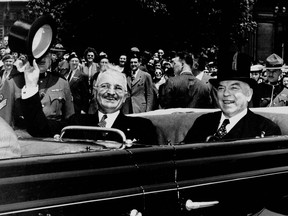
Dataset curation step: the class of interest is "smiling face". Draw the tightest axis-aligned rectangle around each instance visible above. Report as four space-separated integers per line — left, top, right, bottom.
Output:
69 57 80 70
3 57 14 71
217 80 253 118
95 69 128 114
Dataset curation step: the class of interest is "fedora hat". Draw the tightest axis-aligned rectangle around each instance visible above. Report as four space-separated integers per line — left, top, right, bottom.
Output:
209 51 256 88
265 53 284 70
250 64 264 73
8 14 56 62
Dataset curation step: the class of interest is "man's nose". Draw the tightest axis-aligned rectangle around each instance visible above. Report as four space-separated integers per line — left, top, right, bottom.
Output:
106 87 116 94
223 88 231 96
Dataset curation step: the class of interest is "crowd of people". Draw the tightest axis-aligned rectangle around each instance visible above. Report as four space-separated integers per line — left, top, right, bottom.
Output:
0 33 286 149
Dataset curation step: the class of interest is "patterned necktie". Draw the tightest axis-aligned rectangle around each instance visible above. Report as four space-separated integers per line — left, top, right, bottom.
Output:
98 114 107 127
215 119 230 139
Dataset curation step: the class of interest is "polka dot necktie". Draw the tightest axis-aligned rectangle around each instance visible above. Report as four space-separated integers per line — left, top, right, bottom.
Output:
215 119 230 139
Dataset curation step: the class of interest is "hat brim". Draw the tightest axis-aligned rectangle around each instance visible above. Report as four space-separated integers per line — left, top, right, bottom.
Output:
50 48 66 52
209 77 257 89
264 66 284 70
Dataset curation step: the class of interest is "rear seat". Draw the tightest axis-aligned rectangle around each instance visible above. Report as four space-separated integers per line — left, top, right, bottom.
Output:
132 107 288 145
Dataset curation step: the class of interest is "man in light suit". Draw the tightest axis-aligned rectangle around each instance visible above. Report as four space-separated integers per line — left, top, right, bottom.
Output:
183 52 281 144
122 56 155 114
20 62 158 145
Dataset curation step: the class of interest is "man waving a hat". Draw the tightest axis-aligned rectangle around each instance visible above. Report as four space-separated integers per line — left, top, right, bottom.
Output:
257 53 288 107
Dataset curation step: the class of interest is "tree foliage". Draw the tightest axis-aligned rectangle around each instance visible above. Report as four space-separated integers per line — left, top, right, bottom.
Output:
26 0 257 55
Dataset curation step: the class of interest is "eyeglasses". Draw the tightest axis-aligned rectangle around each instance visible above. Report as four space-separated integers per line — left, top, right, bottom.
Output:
96 83 125 94
87 55 94 57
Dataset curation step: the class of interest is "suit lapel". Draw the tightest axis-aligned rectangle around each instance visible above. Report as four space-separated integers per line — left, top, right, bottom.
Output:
132 70 142 86
224 111 251 140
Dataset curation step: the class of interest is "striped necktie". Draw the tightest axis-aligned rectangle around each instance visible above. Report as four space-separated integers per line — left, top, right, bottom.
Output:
98 114 107 127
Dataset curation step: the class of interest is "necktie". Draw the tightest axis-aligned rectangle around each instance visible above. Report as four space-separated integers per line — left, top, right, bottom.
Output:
67 71 73 82
206 119 230 142
215 119 230 139
131 72 136 81
98 114 107 127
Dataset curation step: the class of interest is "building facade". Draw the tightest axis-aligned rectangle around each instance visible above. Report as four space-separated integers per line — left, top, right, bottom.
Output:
252 0 288 62
0 0 28 42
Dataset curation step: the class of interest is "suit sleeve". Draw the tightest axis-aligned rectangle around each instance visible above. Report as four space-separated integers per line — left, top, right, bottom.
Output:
158 78 174 109
144 73 155 112
21 93 67 137
63 79 75 119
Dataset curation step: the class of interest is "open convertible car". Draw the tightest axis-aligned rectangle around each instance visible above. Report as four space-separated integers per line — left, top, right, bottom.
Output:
1 107 288 216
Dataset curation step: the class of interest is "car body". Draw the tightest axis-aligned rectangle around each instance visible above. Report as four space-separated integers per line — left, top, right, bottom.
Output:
1 107 288 216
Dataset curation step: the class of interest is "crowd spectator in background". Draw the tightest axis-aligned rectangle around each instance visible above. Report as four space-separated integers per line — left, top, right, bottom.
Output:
0 46 7 67
157 49 165 65
82 47 99 96
2 35 10 54
122 56 155 114
250 64 264 84
193 54 218 108
50 43 69 75
153 68 166 91
282 74 288 88
146 58 155 77
65 52 90 114
159 51 212 109
14 53 28 72
11 51 19 62
257 53 288 107
115 54 127 73
0 54 23 127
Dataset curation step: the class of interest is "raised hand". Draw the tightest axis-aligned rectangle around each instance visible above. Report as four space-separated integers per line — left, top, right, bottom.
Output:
24 59 40 88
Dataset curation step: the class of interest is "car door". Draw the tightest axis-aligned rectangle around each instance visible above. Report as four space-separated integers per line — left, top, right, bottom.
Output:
175 136 288 216
128 145 180 216
0 142 146 216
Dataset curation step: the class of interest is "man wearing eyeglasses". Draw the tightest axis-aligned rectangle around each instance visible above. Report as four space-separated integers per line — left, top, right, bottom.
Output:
20 61 158 145
256 53 288 107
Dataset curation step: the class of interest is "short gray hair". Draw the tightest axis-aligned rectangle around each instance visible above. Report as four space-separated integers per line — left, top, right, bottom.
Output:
95 64 127 92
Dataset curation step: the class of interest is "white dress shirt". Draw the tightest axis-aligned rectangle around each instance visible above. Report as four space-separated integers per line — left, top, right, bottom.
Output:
219 109 248 133
98 111 120 128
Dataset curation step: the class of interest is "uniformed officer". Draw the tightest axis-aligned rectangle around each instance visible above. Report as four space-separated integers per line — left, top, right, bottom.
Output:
36 52 75 121
257 53 288 107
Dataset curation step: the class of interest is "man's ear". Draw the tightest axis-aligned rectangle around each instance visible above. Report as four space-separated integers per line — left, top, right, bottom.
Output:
122 91 129 102
247 87 253 102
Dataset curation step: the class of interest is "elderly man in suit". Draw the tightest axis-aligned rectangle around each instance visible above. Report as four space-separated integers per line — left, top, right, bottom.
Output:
183 52 281 144
20 61 158 145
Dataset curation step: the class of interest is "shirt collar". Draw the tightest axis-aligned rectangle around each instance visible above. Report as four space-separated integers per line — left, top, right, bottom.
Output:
98 111 120 128
220 108 248 132
196 71 204 80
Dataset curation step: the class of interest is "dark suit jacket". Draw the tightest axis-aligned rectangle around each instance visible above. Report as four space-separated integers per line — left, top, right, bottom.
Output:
21 93 158 145
184 109 282 144
67 68 90 114
159 72 212 109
